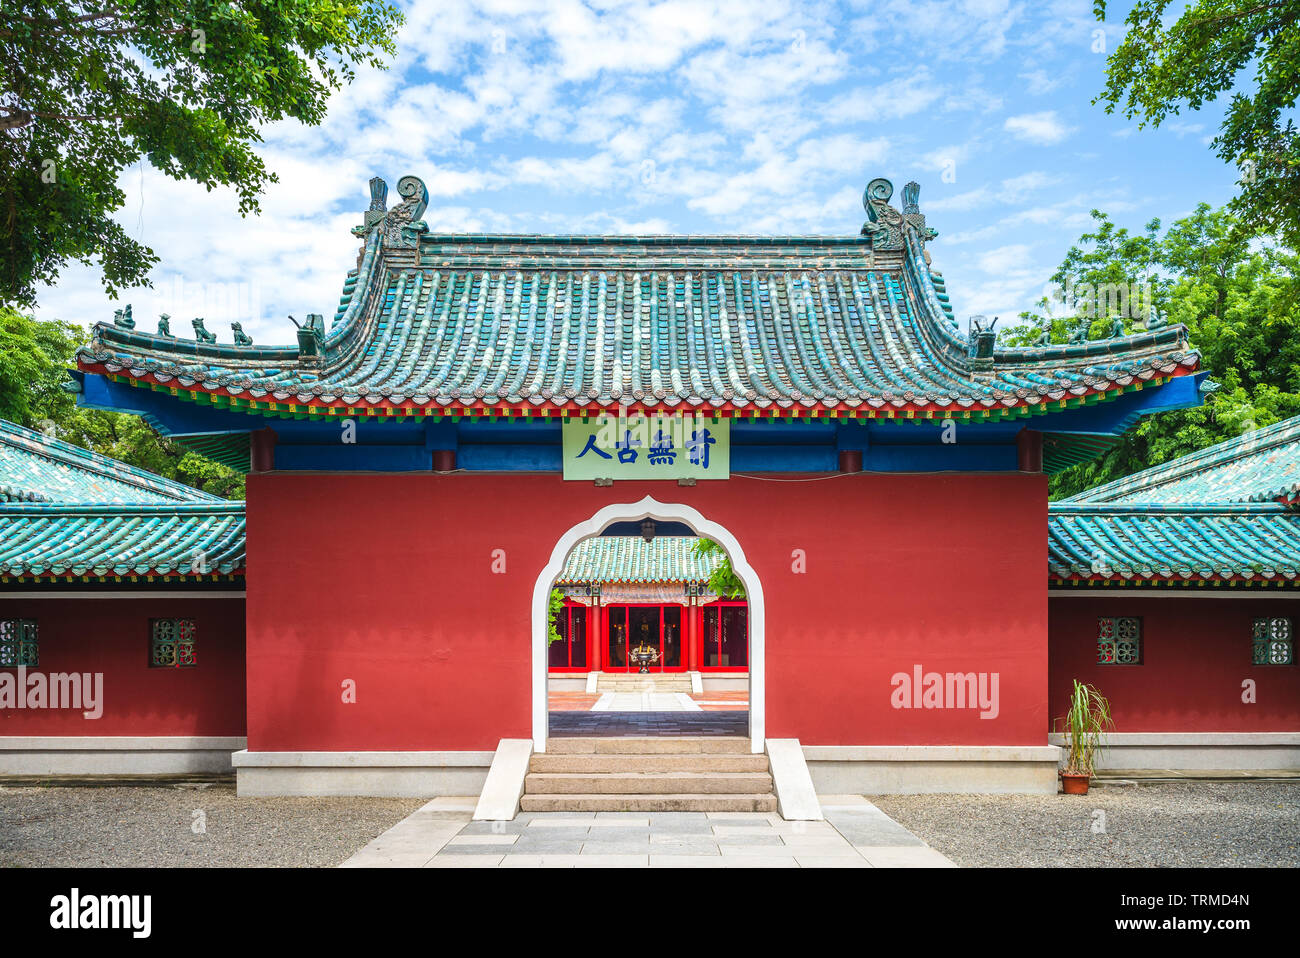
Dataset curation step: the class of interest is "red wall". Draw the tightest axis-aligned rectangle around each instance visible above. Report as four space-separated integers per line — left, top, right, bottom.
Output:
1049 596 1300 731
245 471 1048 750
0 596 246 735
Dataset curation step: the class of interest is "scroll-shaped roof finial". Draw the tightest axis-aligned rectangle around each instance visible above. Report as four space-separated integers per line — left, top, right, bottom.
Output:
396 175 429 223
861 178 904 248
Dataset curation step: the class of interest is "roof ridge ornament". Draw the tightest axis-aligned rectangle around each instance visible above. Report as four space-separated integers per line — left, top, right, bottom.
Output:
289 314 326 364
353 174 429 249
861 177 937 249
967 315 997 368
902 181 938 244
861 178 903 248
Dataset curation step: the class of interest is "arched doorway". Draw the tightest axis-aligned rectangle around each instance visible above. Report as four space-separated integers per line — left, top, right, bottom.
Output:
532 496 764 753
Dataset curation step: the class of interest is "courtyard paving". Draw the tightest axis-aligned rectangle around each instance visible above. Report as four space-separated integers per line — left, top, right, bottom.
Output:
0 781 1293 867
340 796 956 868
548 690 749 712
549 710 748 736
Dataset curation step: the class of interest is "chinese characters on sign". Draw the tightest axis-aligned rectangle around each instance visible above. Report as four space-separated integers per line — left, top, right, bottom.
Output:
562 415 730 480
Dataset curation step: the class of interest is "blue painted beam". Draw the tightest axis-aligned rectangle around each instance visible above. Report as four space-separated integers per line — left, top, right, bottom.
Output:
73 368 1204 475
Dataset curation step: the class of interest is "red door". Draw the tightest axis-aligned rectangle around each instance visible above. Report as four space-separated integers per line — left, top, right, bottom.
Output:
603 604 686 672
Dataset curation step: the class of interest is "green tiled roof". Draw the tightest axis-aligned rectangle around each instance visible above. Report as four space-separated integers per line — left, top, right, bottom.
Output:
0 420 244 580
0 502 246 578
76 176 1200 423
558 536 720 584
1049 503 1300 582
1062 416 1300 505
0 420 222 503
1050 413 1300 584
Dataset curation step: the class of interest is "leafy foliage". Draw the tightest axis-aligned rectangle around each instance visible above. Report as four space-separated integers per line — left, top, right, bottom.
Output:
0 305 244 498
1094 0 1300 248
1000 205 1300 498
548 588 566 646
692 537 746 598
0 0 403 306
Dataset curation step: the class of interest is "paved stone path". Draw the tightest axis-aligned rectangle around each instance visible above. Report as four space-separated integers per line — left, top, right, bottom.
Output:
549 711 749 736
548 691 750 712
591 691 701 711
341 795 956 868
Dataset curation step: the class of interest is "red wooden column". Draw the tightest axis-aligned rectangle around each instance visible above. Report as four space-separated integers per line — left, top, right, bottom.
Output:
1017 428 1044 472
688 597 699 671
589 594 602 672
250 427 277 472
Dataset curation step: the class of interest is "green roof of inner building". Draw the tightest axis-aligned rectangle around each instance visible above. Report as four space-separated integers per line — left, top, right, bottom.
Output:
0 420 244 580
558 536 720 584
75 175 1201 424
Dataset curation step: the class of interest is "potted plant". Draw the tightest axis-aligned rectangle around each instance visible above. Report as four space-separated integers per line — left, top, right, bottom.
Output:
1055 680 1114 795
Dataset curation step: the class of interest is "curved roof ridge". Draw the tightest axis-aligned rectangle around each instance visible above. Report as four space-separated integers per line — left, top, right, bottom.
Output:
1062 415 1300 504
557 535 722 585
74 174 1202 422
0 419 224 504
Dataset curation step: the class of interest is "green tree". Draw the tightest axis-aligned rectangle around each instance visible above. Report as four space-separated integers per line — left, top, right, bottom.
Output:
1003 204 1300 497
548 588 566 646
1094 0 1300 247
0 0 403 306
692 537 746 599
0 305 245 498
1000 210 1166 347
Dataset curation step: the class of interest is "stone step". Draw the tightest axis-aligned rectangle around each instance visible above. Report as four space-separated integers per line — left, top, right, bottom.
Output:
520 793 779 813
530 753 770 773
546 736 750 755
525 771 774 795
595 677 693 692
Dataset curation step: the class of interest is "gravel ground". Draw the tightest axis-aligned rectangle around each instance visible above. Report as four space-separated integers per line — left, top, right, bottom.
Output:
0 785 425 868
873 782 1300 867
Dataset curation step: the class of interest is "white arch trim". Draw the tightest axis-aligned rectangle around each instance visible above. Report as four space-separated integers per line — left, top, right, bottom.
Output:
532 496 764 754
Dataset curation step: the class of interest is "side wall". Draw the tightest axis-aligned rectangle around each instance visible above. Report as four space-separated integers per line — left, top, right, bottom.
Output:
245 471 1049 753
0 595 247 773
1048 594 1300 768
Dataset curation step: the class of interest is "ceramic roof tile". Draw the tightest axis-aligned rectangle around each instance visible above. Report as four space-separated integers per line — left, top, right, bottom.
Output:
0 502 246 578
1050 413 1300 583
75 177 1201 422
1062 416 1300 505
0 420 222 504
1048 503 1300 582
0 419 243 580
557 536 720 584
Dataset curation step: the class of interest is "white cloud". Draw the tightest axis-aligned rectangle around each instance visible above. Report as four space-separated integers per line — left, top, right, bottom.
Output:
1004 110 1075 145
29 0 1221 349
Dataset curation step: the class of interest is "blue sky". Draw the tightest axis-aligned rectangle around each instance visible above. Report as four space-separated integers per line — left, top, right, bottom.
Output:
37 0 1239 344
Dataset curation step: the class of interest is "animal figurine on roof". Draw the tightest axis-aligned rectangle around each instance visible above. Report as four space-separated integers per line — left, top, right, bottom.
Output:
113 305 135 329
1068 321 1090 344
157 313 172 337
192 317 217 344
231 322 253 346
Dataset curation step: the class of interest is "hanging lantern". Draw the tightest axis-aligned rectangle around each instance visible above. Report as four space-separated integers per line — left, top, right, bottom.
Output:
640 517 657 542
